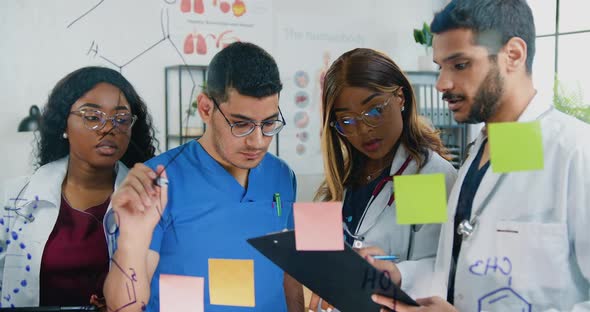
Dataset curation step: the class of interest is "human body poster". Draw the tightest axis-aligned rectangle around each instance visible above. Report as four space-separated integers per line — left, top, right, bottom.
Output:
276 15 371 175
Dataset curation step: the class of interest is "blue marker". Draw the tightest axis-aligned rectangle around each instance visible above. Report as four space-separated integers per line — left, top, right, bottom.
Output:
372 255 399 261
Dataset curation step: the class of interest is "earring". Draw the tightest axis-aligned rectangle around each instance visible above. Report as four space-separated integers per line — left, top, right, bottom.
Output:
62 132 68 139
401 106 405 112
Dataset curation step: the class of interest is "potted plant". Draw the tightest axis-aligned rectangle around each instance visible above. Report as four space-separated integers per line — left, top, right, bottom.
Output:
413 22 435 71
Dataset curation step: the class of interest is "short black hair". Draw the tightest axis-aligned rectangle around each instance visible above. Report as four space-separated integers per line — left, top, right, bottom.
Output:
431 0 536 74
205 42 282 103
38 66 158 167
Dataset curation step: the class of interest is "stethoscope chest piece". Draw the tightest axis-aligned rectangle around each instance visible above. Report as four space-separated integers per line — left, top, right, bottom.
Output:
353 239 363 249
457 219 475 239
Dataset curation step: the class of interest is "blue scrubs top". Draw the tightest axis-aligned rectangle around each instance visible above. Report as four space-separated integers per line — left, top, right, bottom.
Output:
144 140 296 312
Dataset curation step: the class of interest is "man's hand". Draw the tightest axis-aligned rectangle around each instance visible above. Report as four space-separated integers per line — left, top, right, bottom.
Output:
308 292 334 312
111 164 168 248
372 295 458 312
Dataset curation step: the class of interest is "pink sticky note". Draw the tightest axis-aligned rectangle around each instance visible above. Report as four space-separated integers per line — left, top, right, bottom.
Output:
160 274 204 312
294 202 344 251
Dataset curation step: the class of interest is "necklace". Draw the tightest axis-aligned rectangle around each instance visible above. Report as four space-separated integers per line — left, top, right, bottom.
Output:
363 148 397 181
364 165 390 181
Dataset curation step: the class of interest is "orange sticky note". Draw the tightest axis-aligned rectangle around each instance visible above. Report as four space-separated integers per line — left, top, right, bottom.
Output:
160 274 204 312
208 259 255 307
293 202 344 251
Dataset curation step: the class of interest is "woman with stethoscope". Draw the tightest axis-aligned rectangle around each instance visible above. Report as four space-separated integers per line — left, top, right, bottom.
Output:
309 48 458 311
0 66 157 309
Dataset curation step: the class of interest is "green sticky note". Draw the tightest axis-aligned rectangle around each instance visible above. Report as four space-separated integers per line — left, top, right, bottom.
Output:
488 121 544 173
394 173 447 224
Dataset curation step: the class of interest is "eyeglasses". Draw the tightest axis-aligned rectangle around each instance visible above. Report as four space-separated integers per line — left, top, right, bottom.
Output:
329 93 398 137
69 109 137 132
210 97 286 137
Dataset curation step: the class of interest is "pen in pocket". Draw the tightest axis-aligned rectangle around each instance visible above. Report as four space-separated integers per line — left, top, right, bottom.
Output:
273 193 282 217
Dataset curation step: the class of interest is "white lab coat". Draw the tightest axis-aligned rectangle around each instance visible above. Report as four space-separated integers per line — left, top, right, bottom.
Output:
430 94 590 311
0 157 127 307
350 145 457 295
317 146 457 311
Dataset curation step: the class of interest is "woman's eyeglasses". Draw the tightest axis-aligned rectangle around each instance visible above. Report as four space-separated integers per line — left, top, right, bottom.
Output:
330 93 398 137
70 109 138 132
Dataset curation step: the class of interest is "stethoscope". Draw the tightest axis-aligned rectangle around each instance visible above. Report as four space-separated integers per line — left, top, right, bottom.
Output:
3 182 36 223
344 156 413 249
456 174 506 240
456 106 553 240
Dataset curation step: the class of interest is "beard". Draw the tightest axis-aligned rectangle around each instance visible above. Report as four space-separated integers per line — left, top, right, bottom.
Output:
465 59 504 124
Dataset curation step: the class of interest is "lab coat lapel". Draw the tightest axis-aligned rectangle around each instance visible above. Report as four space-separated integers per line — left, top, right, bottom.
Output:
355 146 417 237
472 92 550 217
436 133 483 286
470 153 503 219
20 157 67 242
437 92 550 289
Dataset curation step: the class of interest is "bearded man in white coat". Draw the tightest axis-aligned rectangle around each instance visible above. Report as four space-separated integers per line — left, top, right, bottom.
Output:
369 0 590 311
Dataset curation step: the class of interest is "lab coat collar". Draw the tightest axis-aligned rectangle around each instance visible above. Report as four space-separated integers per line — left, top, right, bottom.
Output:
22 157 68 207
517 91 551 122
476 90 549 140
467 91 549 222
22 156 128 208
389 144 418 176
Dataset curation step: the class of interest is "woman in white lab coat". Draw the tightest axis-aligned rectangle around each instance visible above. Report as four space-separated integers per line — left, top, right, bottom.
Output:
0 66 157 308
309 48 457 311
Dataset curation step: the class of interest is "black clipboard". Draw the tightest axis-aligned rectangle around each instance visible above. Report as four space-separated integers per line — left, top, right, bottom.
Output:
247 230 418 312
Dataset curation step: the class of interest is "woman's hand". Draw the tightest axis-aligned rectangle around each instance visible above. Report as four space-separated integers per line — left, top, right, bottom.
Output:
356 246 402 286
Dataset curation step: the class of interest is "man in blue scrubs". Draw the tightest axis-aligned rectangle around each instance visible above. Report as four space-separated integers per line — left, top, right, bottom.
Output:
104 42 304 312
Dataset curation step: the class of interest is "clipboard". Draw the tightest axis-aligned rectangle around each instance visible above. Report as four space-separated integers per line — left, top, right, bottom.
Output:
247 230 418 312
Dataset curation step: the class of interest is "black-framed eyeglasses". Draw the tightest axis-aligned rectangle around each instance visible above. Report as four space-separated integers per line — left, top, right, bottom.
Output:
329 92 399 137
210 97 286 137
69 109 137 132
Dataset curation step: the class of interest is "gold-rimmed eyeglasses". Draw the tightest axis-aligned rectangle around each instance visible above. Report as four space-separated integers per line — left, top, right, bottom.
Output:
330 92 399 137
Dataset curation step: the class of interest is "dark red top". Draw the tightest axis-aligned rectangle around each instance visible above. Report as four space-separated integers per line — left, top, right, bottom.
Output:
39 195 110 306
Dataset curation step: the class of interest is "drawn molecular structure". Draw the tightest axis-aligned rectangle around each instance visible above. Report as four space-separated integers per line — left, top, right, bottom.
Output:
107 258 146 312
0 195 38 308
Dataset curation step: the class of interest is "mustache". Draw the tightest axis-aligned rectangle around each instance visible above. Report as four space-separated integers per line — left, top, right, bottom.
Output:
442 93 466 102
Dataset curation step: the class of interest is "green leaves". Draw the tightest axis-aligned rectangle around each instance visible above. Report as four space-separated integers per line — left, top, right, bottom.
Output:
554 77 590 123
413 22 432 48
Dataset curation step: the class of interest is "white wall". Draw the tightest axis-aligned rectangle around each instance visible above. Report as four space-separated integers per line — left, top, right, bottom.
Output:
0 0 446 200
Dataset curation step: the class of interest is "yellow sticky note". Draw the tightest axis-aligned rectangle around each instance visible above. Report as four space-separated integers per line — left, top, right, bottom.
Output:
160 274 204 312
208 259 255 307
394 173 447 224
488 121 544 173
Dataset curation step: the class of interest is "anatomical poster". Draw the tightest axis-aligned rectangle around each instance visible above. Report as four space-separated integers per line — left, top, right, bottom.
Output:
169 0 274 64
276 14 370 175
